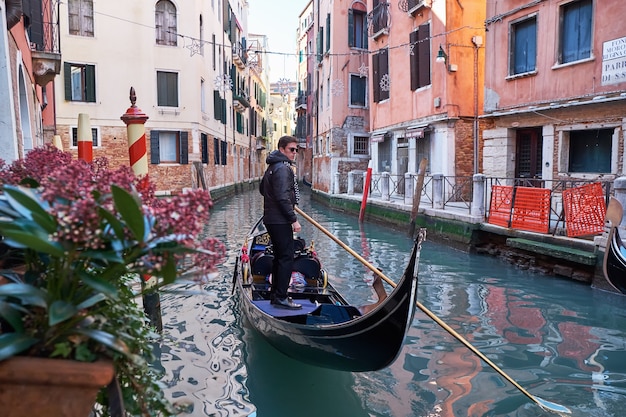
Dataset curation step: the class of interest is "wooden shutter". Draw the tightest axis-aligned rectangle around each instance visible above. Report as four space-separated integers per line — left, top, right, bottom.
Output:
214 137 220 164
64 62 72 100
179 131 188 164
150 130 160 164
85 64 96 102
379 48 389 101
214 90 222 121
372 52 380 103
348 10 354 47
410 30 419 91
417 24 431 88
201 133 208 163
221 140 227 165
326 14 331 52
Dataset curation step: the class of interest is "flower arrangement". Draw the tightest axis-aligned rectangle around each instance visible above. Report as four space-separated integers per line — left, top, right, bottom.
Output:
0 145 225 415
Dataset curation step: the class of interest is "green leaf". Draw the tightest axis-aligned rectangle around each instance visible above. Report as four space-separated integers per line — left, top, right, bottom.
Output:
78 249 124 264
161 252 178 285
2 185 50 222
50 342 72 359
74 343 97 362
111 185 145 242
76 293 107 310
0 225 65 256
0 333 39 361
49 300 78 326
0 301 25 332
76 328 130 356
78 272 119 300
98 206 126 241
0 283 48 308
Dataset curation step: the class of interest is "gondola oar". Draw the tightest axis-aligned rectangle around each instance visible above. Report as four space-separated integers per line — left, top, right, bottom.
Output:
295 206 571 415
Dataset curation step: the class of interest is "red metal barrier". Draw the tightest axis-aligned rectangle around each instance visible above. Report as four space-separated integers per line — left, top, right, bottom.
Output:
562 183 606 237
510 187 551 233
488 185 514 227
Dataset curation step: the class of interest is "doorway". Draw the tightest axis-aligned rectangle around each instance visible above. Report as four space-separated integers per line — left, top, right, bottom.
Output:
515 128 543 187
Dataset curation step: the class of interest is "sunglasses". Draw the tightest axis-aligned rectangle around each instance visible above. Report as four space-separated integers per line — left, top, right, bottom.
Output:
287 147 298 153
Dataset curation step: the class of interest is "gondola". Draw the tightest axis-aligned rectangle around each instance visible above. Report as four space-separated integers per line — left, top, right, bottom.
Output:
233 217 422 372
603 197 626 294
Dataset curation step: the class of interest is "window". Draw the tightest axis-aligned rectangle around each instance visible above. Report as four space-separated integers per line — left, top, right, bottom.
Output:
214 137 227 165
199 15 204 56
149 130 188 164
212 34 216 70
155 0 177 46
64 62 96 102
511 17 537 75
378 136 391 172
349 74 367 107
71 126 99 147
348 8 367 49
568 129 612 173
559 0 592 64
213 90 226 123
415 135 431 173
372 48 389 102
410 23 431 90
68 0 94 37
201 133 208 163
157 71 178 107
352 135 369 156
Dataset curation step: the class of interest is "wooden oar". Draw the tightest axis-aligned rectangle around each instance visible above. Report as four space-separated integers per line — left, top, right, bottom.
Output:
409 158 428 238
295 206 571 415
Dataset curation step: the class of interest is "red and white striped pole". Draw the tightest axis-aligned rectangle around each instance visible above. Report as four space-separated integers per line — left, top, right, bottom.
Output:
120 87 149 177
77 113 93 162
121 88 161 331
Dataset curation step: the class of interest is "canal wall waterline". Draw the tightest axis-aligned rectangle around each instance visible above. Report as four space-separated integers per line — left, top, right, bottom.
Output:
308 188 619 294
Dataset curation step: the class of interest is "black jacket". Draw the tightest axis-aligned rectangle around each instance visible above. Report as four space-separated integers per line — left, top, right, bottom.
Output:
259 150 297 224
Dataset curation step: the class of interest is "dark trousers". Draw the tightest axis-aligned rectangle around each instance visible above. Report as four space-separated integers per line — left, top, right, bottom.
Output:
265 223 294 300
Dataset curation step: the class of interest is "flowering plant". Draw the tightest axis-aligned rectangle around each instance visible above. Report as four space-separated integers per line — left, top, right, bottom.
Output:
0 145 225 414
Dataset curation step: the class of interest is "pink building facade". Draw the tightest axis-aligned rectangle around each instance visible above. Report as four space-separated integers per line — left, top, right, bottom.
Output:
367 0 487 193
483 0 626 184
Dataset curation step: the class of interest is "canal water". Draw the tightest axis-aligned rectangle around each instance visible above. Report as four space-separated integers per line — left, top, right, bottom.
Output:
158 186 626 417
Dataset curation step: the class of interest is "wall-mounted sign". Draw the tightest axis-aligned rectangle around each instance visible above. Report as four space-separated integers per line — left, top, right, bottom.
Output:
602 36 626 86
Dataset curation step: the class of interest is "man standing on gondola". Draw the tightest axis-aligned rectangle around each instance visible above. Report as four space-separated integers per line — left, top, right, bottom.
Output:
259 135 302 309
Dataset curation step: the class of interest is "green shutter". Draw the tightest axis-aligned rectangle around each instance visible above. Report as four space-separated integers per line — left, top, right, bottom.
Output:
85 64 96 102
64 62 72 101
150 130 160 164
179 131 188 164
326 14 331 52
214 90 222 120
348 10 354 47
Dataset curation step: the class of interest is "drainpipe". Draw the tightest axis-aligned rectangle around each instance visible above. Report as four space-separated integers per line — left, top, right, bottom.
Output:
6 0 22 29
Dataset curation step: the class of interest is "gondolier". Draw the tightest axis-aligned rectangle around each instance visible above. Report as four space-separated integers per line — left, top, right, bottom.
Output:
259 135 302 309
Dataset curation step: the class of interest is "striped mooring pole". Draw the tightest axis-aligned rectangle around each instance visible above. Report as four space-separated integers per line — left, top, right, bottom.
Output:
77 113 93 162
120 87 162 332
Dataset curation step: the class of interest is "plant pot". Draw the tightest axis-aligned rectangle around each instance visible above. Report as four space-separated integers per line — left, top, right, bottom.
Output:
0 356 114 417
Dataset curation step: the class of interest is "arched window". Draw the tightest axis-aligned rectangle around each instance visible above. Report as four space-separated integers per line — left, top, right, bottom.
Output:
155 0 177 46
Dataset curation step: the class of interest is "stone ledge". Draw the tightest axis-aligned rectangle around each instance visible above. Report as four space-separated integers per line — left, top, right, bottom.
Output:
505 237 597 265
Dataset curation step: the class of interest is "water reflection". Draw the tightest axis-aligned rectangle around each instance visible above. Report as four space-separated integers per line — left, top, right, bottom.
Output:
157 187 626 417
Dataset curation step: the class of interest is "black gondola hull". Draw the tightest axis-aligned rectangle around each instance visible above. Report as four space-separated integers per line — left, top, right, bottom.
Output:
603 227 626 294
235 220 421 372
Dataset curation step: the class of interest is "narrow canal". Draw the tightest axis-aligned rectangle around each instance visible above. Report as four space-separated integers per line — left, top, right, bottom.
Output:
158 185 626 417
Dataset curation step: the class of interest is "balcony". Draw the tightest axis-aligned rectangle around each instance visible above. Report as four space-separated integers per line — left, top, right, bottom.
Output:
405 0 428 16
30 0 62 86
368 2 391 40
233 94 250 113
255 136 267 150
295 93 307 111
232 40 247 70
